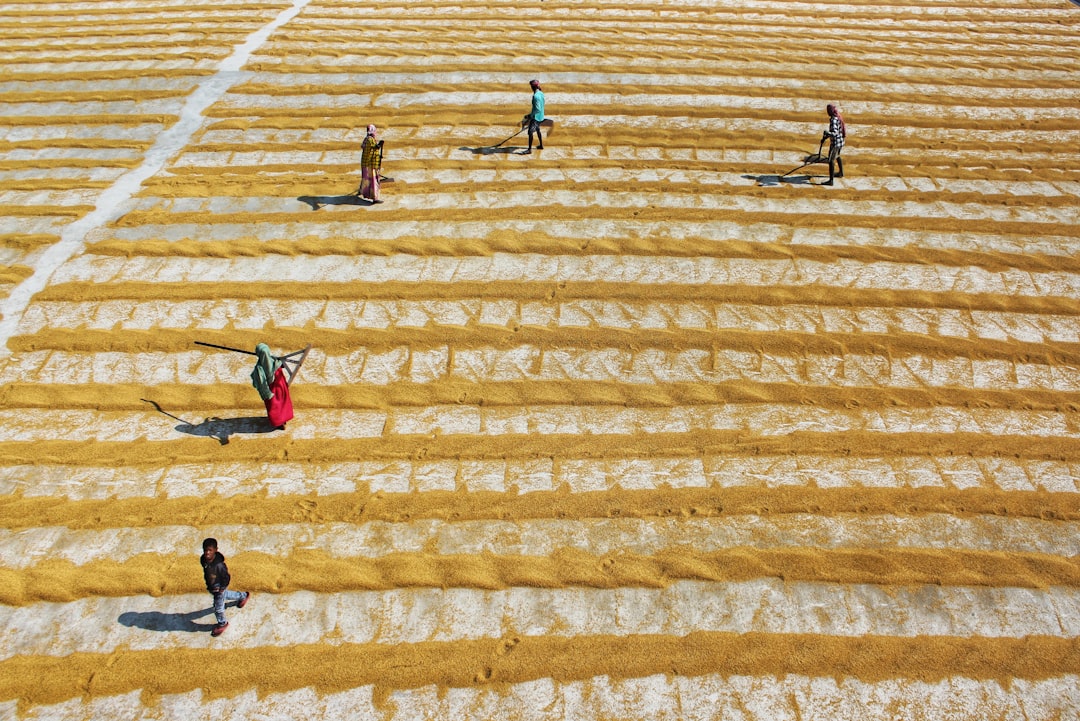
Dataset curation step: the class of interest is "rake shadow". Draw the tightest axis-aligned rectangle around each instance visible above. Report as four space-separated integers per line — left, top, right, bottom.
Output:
118 608 217 634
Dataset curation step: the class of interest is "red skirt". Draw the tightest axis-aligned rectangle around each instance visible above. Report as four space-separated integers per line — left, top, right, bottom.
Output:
264 367 294 428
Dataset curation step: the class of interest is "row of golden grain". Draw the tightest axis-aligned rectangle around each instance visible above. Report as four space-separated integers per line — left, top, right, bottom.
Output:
1 0 1080 717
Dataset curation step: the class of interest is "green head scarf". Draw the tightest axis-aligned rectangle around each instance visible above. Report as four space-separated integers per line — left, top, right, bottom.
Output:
250 343 282 401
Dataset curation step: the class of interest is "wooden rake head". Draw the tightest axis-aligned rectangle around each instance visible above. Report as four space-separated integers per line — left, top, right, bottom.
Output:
276 344 311 385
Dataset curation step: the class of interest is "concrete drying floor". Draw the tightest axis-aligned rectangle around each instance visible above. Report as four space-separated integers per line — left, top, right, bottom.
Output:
1 0 1079 718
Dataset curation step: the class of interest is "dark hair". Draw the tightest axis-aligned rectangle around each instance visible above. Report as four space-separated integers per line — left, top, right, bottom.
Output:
202 538 218 551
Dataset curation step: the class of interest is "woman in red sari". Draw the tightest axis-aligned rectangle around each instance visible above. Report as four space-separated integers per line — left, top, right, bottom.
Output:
251 343 293 429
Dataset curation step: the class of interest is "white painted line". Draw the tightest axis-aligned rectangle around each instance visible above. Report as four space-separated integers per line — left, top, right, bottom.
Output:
0 0 313 358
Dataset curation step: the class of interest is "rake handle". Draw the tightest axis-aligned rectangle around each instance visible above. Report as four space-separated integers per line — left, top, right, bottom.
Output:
493 126 525 147
195 341 257 356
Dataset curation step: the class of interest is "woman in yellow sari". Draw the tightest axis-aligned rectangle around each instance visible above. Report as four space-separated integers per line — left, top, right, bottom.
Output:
358 124 383 203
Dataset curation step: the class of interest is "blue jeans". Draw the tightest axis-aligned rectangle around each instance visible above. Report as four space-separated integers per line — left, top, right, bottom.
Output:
212 589 245 625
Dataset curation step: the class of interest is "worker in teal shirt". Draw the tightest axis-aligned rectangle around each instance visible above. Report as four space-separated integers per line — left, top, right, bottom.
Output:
523 79 545 154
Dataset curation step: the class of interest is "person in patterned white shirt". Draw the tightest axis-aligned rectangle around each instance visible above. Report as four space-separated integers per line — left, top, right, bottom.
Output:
821 103 846 186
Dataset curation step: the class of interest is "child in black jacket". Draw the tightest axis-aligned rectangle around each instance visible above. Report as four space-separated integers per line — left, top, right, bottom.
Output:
200 538 250 637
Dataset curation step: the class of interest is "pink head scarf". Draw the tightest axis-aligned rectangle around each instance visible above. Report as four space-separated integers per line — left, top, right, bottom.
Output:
826 104 846 138
366 124 376 136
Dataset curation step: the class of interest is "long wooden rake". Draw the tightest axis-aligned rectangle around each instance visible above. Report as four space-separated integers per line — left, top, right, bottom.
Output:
781 138 828 178
195 341 312 384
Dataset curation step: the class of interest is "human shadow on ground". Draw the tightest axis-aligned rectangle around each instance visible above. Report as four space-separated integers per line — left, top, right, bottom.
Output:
298 193 374 210
141 399 276 445
459 145 523 156
118 608 216 633
174 416 277 445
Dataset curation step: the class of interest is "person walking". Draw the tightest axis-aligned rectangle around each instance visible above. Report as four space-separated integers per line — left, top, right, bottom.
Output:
358 124 384 202
821 103 846 186
522 79 545 154
200 538 250 637
251 342 293 430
